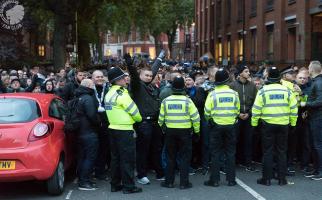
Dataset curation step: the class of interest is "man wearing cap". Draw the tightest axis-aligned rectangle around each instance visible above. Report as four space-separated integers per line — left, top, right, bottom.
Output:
204 68 240 187
252 67 298 186
280 66 301 175
158 76 200 189
230 65 257 172
105 67 143 194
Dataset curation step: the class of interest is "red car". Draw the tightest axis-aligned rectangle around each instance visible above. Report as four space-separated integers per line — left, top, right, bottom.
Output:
0 93 74 195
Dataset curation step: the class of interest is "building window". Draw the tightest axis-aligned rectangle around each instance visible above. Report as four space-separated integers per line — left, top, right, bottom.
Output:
226 0 231 25
38 45 45 57
266 0 274 12
216 1 222 29
250 0 257 17
267 25 274 61
135 47 141 54
149 47 156 59
238 33 244 62
227 36 231 62
250 29 257 63
237 0 244 22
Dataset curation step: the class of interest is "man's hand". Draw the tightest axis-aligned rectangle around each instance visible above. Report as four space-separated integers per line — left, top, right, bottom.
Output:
123 53 133 67
302 111 308 119
239 113 249 120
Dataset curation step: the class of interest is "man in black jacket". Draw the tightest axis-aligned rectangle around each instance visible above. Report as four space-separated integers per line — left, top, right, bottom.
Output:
75 79 100 190
61 70 85 101
91 70 110 181
301 61 322 180
230 65 257 171
125 52 166 184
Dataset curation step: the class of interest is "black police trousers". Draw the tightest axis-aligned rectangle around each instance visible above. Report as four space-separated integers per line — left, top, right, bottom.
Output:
109 129 136 190
164 128 192 186
136 120 164 179
209 123 236 182
261 123 288 180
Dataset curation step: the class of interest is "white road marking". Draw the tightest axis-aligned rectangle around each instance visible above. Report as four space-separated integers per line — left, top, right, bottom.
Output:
236 178 266 200
65 190 73 200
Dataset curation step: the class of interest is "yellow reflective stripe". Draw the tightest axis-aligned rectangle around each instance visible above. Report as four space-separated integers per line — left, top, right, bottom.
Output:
125 102 135 112
165 119 191 123
191 111 199 118
166 113 188 117
253 105 262 110
192 117 200 123
215 107 238 110
264 103 289 108
130 108 139 116
213 113 237 117
261 113 291 117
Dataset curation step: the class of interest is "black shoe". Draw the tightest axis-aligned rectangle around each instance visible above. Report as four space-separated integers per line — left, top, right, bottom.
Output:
204 180 219 187
78 183 98 191
257 178 271 186
311 174 322 181
180 182 192 189
286 168 295 176
111 185 123 192
228 181 237 186
160 182 175 188
278 179 288 186
123 187 143 194
305 171 319 178
245 165 258 172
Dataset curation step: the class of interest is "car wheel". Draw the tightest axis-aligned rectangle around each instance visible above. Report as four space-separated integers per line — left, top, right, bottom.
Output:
46 158 65 195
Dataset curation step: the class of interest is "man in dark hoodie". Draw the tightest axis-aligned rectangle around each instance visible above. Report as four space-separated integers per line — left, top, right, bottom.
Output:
75 79 100 191
125 51 166 184
230 65 257 171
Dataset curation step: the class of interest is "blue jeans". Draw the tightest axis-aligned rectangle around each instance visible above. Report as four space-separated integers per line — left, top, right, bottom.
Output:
77 133 99 185
309 117 322 173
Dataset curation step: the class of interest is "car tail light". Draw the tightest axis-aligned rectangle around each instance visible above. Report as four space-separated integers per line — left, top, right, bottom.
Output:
28 122 53 142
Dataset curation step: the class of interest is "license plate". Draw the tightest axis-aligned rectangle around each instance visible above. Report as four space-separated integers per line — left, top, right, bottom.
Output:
0 161 15 170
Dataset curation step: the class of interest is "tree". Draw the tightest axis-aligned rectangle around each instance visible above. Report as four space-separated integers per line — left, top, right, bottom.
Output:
137 0 194 58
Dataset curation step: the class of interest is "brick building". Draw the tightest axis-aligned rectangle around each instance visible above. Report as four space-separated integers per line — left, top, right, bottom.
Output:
195 0 322 67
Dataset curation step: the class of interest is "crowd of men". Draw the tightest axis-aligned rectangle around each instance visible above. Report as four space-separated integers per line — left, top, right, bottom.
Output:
0 54 322 194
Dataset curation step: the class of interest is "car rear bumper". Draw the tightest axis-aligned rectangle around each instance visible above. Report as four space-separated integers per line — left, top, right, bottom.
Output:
0 142 61 182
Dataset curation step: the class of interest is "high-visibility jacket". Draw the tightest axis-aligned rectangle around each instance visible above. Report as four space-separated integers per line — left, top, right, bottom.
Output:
158 95 200 134
105 85 142 130
204 85 240 125
281 79 301 104
251 83 298 127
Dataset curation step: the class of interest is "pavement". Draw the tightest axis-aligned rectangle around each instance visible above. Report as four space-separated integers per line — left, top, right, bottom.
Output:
0 166 322 200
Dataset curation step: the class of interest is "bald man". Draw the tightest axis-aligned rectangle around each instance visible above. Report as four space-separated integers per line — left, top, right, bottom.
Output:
92 70 111 181
301 61 322 181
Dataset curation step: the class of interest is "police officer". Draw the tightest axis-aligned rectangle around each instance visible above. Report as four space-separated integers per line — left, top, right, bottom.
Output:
280 66 301 175
252 67 298 186
105 67 143 194
158 76 200 189
204 68 240 187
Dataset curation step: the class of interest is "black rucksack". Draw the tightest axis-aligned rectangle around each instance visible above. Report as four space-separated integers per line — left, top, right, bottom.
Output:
64 97 82 133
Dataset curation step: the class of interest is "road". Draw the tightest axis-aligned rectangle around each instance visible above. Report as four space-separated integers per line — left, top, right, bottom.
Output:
0 166 321 200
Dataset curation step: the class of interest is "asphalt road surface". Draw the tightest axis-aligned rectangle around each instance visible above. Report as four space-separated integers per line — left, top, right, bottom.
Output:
1 166 321 200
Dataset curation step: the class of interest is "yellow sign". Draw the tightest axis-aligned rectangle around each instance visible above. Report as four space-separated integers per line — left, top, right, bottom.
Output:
0 161 16 170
